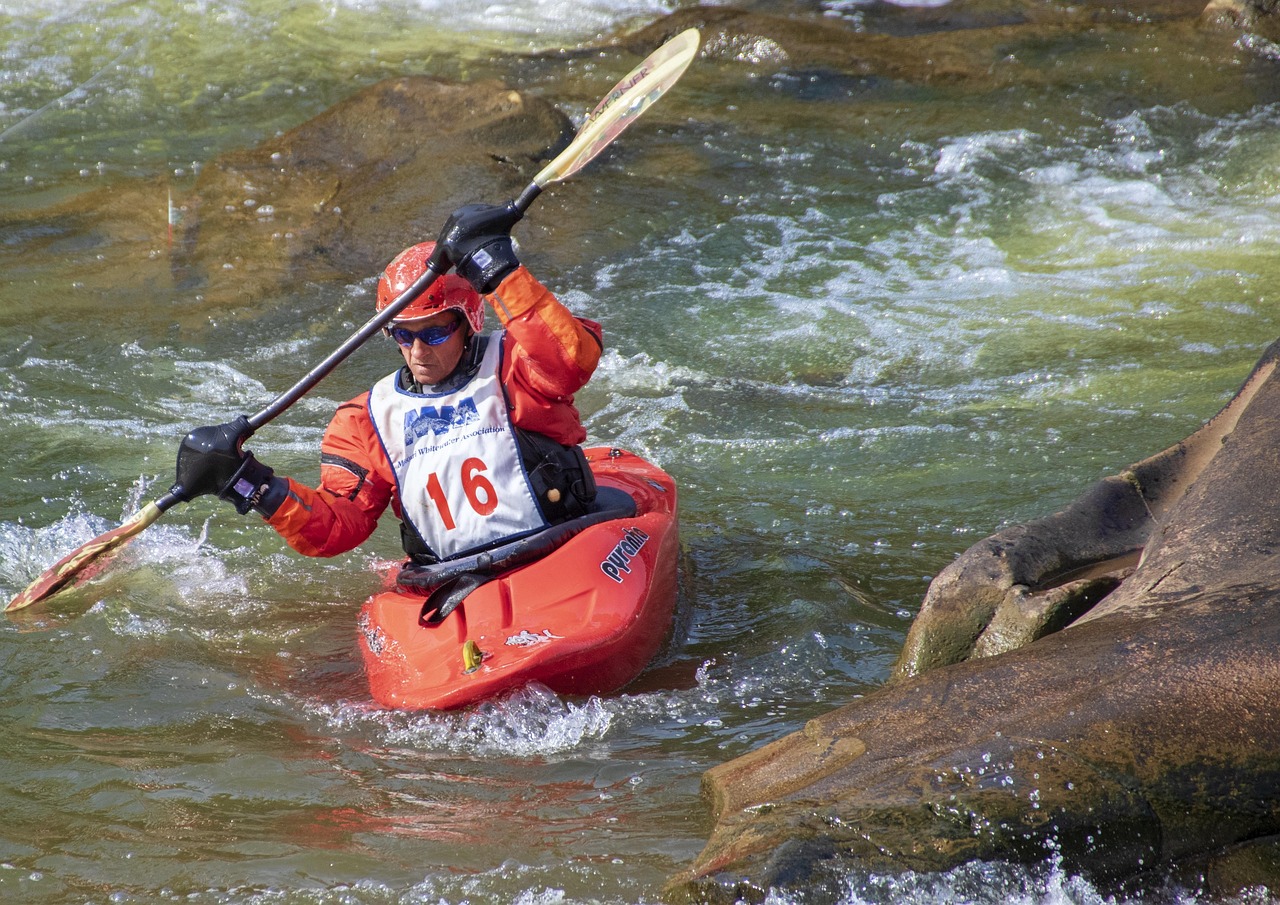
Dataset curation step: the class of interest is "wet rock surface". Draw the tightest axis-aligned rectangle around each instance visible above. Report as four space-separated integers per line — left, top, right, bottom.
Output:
7 0 1280 321
0 77 572 313
169 76 572 302
670 339 1280 900
625 0 1271 98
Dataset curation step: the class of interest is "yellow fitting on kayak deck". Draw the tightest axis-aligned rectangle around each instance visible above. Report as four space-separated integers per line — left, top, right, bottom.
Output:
462 640 483 674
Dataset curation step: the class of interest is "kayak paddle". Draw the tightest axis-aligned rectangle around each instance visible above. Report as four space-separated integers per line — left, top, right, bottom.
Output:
7 27 700 612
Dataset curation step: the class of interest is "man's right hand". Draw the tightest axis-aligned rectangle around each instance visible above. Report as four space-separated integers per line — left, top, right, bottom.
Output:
173 416 254 501
171 416 285 517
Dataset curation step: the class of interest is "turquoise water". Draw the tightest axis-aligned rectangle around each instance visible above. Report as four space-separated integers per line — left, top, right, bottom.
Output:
2 1 1280 902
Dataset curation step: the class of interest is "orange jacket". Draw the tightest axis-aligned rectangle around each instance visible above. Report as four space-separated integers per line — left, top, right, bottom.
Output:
265 266 602 557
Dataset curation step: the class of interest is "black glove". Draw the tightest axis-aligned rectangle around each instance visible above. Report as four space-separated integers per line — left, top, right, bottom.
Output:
172 415 286 517
436 201 523 294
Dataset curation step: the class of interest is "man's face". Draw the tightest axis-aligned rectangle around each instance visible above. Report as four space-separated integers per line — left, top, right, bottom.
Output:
391 312 468 386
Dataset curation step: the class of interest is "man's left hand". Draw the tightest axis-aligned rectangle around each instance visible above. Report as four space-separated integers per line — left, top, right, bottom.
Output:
437 201 523 294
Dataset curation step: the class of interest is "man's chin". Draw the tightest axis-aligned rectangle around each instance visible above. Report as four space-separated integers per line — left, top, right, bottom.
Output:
409 367 444 386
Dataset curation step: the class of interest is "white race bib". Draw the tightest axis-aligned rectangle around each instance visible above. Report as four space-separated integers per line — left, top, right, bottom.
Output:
368 336 546 559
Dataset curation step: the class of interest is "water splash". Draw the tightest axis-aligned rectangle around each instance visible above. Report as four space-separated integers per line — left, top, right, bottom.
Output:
800 851 1250 905
339 0 676 37
306 684 616 758
296 623 864 767
0 486 243 611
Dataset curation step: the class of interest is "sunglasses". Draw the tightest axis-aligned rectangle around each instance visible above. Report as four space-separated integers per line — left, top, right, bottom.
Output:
387 319 462 348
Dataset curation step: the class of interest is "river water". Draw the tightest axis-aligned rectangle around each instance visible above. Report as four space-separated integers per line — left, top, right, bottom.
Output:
2 1 1279 903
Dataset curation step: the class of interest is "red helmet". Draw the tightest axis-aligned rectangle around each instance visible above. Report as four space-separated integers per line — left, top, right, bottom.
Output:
376 241 485 333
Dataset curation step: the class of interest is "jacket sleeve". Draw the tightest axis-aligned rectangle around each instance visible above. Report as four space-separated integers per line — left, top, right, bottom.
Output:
265 393 397 557
486 266 603 445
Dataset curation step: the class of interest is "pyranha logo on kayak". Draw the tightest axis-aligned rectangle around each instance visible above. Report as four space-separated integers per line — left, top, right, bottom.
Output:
600 527 650 583
403 397 479 445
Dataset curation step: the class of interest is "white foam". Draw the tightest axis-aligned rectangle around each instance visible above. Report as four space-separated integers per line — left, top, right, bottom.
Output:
0 506 244 621
933 129 1035 178
0 465 254 609
802 849 1218 905
304 684 615 758
297 626 862 765
625 106 1280 409
373 0 677 38
592 348 708 394
0 0 677 43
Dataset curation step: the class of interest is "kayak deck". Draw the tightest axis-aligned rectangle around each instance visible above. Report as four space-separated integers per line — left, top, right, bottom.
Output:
357 447 680 710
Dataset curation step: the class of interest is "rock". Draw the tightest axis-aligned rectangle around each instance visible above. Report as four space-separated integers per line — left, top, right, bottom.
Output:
672 594 1280 902
896 340 1280 678
0 77 572 316
621 1 1242 91
170 76 572 304
669 342 1280 903
1202 0 1280 33
10 2 1280 323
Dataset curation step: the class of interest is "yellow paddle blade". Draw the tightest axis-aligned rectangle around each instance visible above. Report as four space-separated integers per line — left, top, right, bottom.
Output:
6 501 165 612
531 27 700 189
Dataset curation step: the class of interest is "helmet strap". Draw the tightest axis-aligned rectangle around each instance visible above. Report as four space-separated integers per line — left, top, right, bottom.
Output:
460 331 485 375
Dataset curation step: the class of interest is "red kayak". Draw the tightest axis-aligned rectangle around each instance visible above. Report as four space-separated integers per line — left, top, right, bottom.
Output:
357 447 680 710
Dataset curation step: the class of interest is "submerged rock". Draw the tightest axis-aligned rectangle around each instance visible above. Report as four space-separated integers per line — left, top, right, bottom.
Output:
670 339 1280 902
623 0 1264 96
8 1 1280 322
0 77 572 315
1203 0 1280 32
169 76 572 302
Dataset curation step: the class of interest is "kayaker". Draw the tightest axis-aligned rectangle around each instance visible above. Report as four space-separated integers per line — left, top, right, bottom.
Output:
171 201 602 564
